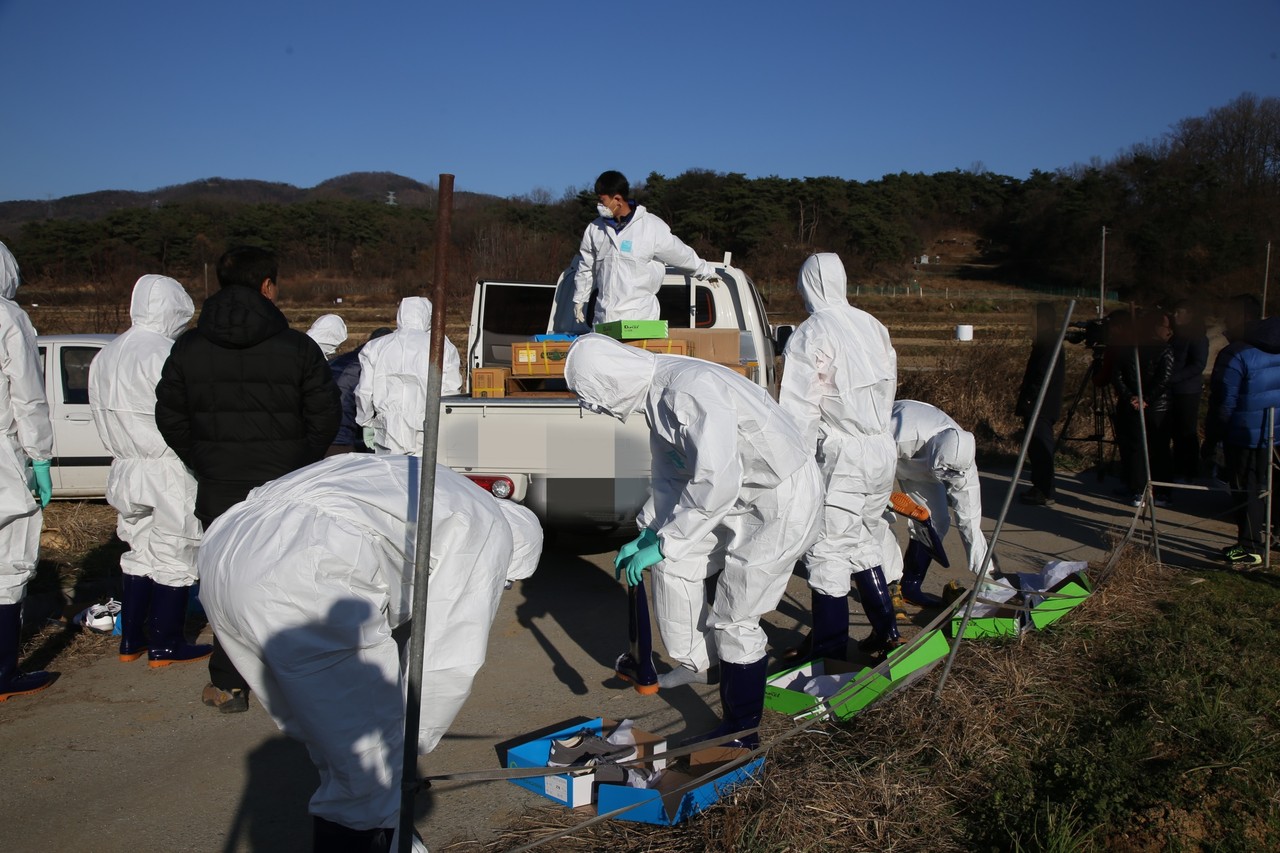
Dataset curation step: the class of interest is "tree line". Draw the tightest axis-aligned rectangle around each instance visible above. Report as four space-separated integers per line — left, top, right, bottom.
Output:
4 93 1276 307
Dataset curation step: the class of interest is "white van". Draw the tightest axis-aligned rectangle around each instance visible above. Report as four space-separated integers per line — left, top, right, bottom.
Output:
36 334 114 498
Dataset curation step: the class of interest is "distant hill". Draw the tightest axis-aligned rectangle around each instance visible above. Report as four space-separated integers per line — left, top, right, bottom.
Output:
0 172 496 236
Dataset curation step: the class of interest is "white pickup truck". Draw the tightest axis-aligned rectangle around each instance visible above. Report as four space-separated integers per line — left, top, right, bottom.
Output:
36 334 114 498
438 259 792 530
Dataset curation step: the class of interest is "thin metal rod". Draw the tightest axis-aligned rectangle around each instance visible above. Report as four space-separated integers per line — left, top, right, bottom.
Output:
398 173 454 853
934 300 1076 701
1267 408 1274 572
1099 225 1107 319
1129 310 1162 564
1264 240 1272 319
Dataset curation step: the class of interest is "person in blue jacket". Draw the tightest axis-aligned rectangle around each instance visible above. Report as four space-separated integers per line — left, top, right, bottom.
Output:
326 327 392 455
1210 310 1280 567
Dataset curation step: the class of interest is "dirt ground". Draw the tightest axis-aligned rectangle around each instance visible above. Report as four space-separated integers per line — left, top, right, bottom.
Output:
0 463 1238 852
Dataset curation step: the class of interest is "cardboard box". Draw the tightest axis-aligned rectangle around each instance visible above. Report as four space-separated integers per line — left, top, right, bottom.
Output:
883 628 951 686
597 745 765 825
511 341 573 376
626 338 688 356
504 718 667 809
471 367 509 398
595 320 669 340
666 329 741 364
765 658 892 722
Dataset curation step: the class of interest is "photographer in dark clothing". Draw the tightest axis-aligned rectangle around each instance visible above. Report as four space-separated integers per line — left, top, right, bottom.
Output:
1111 310 1175 505
1167 300 1209 481
1017 302 1065 506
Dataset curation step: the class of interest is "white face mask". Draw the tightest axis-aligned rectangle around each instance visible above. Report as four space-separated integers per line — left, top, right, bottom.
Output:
596 203 614 220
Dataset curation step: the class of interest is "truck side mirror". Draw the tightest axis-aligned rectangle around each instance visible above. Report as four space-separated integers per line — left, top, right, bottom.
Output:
773 324 794 352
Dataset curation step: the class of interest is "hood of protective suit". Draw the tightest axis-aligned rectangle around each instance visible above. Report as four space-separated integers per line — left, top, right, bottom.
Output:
564 334 655 423
0 242 19 301
797 253 849 314
397 297 433 332
307 314 348 356
926 428 975 482
130 275 194 339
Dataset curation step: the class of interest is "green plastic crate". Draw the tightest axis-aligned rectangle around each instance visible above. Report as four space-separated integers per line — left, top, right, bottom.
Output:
594 320 669 340
1028 572 1092 630
765 658 892 721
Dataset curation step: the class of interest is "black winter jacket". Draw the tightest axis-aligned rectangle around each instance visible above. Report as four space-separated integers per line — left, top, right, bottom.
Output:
1016 340 1065 423
1112 344 1175 416
1168 330 1209 396
155 285 340 523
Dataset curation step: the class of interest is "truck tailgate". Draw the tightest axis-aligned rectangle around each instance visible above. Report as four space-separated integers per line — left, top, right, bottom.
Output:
440 398 651 478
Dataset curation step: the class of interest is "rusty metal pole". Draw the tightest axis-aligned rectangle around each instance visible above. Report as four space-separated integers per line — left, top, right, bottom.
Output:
398 173 453 853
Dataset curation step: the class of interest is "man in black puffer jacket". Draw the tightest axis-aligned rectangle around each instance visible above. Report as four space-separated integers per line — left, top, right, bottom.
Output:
156 246 340 713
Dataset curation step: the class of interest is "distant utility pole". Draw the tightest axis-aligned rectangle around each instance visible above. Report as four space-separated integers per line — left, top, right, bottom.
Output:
386 191 398 206
1098 225 1108 319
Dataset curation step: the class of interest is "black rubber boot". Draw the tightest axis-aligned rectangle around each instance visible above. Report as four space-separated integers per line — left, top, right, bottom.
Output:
118 573 153 662
614 579 658 694
0 602 57 701
312 816 395 853
781 588 850 664
692 657 768 750
147 583 212 668
899 540 944 607
854 566 904 654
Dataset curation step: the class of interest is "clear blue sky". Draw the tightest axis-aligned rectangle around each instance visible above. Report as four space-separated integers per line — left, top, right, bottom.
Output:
2 0 1277 203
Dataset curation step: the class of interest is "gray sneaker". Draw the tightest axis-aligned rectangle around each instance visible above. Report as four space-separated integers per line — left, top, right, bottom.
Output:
547 729 637 767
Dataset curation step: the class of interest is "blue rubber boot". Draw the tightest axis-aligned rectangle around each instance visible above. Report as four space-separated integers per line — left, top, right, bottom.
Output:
900 540 943 607
147 583 212 668
118 574 153 662
695 657 768 750
781 589 850 663
854 566 904 654
614 579 658 694
0 602 57 701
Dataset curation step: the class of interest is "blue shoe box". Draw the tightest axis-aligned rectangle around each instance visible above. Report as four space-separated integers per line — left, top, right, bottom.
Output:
504 717 764 824
597 745 765 825
504 717 666 809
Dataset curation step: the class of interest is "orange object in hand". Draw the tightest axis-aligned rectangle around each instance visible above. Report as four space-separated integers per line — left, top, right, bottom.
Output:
889 492 930 522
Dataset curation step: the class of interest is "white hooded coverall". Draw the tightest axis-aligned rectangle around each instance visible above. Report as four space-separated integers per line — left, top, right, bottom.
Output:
0 243 53 606
879 400 989 582
89 275 202 587
571 205 716 324
779 253 897 597
565 334 822 673
355 297 462 455
197 454 540 831
306 314 348 359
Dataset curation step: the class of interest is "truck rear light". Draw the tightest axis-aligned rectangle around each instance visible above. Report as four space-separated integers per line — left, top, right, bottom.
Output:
465 475 514 499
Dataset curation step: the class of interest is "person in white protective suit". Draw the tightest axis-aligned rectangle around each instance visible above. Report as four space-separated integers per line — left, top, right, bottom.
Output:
879 400 991 607
779 253 901 661
355 296 462 455
0 242 57 701
306 313 348 359
565 334 822 749
570 170 719 326
89 275 211 668
197 454 541 852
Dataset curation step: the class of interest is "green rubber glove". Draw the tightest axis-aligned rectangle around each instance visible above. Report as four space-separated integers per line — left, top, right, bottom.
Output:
31 460 52 507
622 540 664 587
362 426 378 449
614 527 659 577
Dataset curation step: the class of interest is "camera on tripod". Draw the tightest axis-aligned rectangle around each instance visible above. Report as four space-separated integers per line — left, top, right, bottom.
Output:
1064 318 1110 348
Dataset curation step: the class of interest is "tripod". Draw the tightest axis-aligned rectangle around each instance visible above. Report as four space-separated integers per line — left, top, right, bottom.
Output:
1056 345 1116 481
